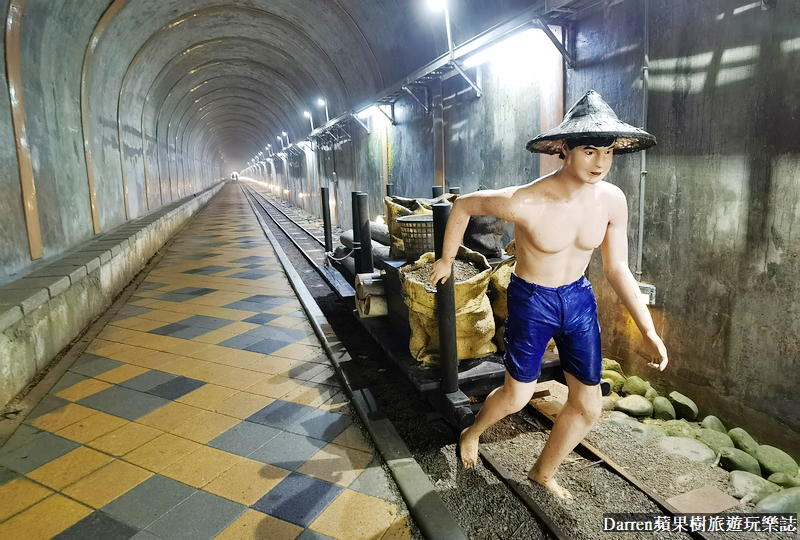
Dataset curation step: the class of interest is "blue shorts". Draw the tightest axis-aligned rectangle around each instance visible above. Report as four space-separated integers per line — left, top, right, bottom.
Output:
503 273 602 386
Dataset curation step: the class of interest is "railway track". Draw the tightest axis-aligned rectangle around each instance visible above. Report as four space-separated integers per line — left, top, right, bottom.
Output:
239 181 716 540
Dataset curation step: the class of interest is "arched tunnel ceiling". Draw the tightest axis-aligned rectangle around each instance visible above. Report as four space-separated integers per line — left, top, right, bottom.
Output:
88 0 537 170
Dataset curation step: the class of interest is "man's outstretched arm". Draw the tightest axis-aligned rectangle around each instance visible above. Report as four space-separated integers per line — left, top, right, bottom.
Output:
600 188 668 370
429 188 516 285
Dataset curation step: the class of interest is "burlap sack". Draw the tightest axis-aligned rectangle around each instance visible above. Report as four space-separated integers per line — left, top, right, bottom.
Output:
399 246 496 365
489 257 516 352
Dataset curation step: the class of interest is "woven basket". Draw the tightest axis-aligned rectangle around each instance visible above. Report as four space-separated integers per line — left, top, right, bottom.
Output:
397 214 434 263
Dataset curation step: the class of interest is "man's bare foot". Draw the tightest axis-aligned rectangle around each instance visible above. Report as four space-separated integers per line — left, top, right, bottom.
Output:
528 470 573 499
459 428 479 468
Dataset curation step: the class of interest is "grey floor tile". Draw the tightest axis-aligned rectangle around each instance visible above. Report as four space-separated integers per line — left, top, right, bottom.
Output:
168 326 213 340
70 356 123 378
0 425 79 474
145 491 245 540
297 530 335 540
0 465 17 486
221 301 267 312
242 295 292 306
243 326 309 343
78 386 169 421
234 256 271 264
149 323 190 336
54 511 138 540
207 421 281 458
25 394 71 423
252 473 341 527
286 409 351 443
148 377 205 400
349 458 397 502
247 400 315 429
248 431 327 471
218 335 263 350
242 313 279 325
102 475 196 529
243 339 286 355
132 531 161 540
156 293 196 303
72 352 110 368
121 371 177 393
285 363 328 382
179 316 233 330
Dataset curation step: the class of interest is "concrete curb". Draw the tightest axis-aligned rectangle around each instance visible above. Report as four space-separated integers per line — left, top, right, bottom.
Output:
243 186 468 540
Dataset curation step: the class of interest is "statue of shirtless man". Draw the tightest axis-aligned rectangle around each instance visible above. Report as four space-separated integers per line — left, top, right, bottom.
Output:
428 91 669 499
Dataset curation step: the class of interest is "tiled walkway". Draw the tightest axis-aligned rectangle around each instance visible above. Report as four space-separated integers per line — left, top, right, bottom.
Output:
0 184 413 540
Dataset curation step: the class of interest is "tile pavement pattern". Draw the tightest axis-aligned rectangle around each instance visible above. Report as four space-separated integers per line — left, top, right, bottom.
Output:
0 185 412 540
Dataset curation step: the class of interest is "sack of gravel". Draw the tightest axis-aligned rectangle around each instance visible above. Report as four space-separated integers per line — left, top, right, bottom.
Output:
399 246 495 364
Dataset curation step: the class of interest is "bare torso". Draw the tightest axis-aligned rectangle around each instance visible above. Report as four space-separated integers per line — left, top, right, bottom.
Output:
506 176 615 287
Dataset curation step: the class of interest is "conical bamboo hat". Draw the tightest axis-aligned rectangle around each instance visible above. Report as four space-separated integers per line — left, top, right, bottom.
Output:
526 90 656 155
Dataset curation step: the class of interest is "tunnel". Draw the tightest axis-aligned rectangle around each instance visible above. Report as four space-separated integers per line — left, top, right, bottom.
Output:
0 0 799 537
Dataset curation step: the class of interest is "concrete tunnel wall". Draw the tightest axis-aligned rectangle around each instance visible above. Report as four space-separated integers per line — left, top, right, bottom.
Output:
0 0 798 457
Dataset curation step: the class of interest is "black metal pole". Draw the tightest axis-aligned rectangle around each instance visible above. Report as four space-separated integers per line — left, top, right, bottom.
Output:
448 187 461 195
351 191 362 274
320 187 333 253
433 203 458 394
356 193 373 274
386 183 395 197
431 185 443 198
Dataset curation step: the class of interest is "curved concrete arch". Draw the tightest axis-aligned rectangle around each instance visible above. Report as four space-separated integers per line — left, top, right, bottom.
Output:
153 72 302 189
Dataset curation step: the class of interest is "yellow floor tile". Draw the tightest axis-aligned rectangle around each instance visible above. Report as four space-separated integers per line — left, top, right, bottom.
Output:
213 350 266 368
87 422 163 457
55 378 112 402
27 446 113 490
246 375 301 399
160 340 211 357
98 326 141 343
244 355 300 375
175 384 238 410
185 344 239 363
139 310 189 323
215 509 303 540
160 446 242 488
203 459 289 506
95 364 149 384
62 460 152 508
55 412 129 444
32 403 97 432
318 391 352 415
122 433 200 472
281 382 338 407
0 494 92 539
125 318 171 332
0 478 53 522
136 402 204 432
331 425 373 454
265 304 301 316
183 362 237 383
210 368 269 391
191 329 238 345
169 411 240 443
120 332 177 351
310 489 399 540
271 343 325 362
297 443 372 487
89 341 133 358
103 344 158 364
213 392 274 419
109 316 147 330
223 321 260 335
158 356 209 376
379 516 414 540
266 316 302 329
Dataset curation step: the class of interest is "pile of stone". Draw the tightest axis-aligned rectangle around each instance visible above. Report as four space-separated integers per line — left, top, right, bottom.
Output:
600 358 800 513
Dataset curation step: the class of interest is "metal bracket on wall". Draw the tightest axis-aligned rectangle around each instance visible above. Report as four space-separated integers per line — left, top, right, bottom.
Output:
450 62 483 97
402 85 430 113
535 18 574 69
350 113 371 134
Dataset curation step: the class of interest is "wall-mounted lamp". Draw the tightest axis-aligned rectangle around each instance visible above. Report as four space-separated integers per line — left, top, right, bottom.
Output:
317 98 330 123
282 131 290 146
304 111 315 133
